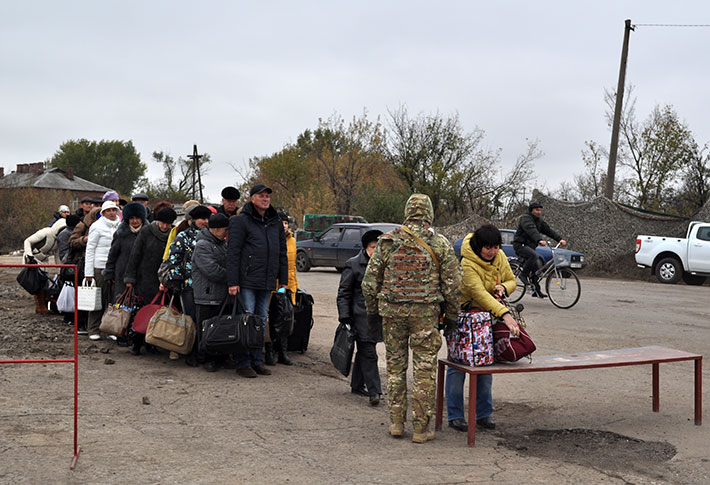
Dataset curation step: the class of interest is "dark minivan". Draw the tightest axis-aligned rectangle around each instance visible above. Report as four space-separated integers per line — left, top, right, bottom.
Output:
296 223 400 272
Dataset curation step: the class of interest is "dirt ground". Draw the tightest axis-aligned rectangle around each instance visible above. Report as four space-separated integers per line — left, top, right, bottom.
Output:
1 255 708 484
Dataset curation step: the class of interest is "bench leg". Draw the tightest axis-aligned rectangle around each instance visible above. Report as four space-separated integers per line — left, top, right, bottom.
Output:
652 363 659 412
696 358 702 426
435 360 445 431
468 374 477 447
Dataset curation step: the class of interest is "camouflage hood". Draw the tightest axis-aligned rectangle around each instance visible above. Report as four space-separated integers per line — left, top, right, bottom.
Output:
403 193 434 226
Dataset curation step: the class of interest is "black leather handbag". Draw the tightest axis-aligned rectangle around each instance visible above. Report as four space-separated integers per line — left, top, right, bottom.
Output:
17 262 49 295
329 321 356 377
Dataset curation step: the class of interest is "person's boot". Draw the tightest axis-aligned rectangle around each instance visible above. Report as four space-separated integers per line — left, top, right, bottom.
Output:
412 427 435 444
278 336 293 366
35 291 50 314
532 279 547 298
264 342 276 366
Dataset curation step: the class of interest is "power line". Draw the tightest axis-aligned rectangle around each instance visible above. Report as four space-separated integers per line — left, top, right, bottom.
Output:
633 23 710 28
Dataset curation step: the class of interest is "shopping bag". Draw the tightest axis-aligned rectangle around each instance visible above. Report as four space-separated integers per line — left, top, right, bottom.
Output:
446 309 494 367
132 290 168 334
329 321 356 377
145 295 196 354
77 278 102 312
99 287 133 337
57 283 75 313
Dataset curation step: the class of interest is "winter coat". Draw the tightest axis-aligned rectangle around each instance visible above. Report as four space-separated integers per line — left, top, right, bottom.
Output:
460 232 516 319
192 228 228 305
216 204 238 218
337 250 382 342
57 223 78 263
165 223 200 290
226 202 288 291
68 208 100 257
513 209 562 250
283 230 298 305
23 218 67 263
104 202 148 299
124 222 171 301
84 215 119 276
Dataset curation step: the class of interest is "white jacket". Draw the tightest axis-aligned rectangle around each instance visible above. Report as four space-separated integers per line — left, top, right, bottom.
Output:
84 215 119 276
23 218 67 263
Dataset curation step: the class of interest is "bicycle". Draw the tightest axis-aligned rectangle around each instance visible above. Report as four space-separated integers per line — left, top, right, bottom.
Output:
507 241 581 309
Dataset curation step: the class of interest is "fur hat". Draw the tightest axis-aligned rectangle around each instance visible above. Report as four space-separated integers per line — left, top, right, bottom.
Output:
155 208 177 224
122 202 148 221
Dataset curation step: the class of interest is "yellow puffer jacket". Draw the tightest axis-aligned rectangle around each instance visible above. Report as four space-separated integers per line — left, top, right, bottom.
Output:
460 232 516 318
283 231 298 304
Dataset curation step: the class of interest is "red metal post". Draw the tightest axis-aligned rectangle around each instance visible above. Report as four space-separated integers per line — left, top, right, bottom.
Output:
468 374 477 447
435 360 445 431
652 363 660 412
695 358 702 426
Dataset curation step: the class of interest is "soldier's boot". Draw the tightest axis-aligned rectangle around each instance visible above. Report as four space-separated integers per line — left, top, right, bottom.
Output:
412 428 435 444
35 291 50 314
389 422 404 438
264 342 276 366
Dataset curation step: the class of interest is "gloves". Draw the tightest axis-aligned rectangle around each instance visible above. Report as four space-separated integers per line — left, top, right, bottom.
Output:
442 315 458 337
339 317 353 326
366 313 380 334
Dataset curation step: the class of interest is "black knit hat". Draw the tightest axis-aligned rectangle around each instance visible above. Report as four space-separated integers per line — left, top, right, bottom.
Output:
361 229 382 248
190 205 212 220
155 208 177 224
221 186 240 200
65 214 81 227
209 213 229 229
529 200 543 210
277 210 289 221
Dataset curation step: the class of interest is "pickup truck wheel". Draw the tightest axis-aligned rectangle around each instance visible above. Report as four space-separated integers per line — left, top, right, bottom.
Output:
655 257 682 284
296 251 311 272
681 273 707 286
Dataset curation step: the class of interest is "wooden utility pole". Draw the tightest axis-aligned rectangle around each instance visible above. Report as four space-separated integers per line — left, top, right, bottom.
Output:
605 19 634 200
188 145 204 203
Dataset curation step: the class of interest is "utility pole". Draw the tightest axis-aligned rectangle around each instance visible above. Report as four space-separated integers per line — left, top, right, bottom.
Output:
605 19 634 200
187 145 204 203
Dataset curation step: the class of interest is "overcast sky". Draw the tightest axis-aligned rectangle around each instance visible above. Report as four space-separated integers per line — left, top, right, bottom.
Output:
2 1 709 203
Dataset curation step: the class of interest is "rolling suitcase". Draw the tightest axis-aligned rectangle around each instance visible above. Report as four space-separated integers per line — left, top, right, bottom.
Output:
287 289 314 353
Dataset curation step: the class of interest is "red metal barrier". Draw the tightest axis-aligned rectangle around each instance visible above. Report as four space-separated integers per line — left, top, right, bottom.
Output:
0 263 81 469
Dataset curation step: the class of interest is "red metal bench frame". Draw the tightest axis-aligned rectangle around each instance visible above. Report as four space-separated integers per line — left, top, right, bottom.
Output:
435 346 702 447
0 263 81 468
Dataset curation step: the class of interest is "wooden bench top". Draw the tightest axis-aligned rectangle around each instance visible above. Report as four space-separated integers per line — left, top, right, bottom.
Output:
441 346 702 375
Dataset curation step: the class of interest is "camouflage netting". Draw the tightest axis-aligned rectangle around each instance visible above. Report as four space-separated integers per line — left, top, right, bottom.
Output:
437 190 708 275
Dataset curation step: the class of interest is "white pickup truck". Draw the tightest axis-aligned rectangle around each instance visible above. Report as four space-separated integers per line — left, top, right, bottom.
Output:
635 221 710 285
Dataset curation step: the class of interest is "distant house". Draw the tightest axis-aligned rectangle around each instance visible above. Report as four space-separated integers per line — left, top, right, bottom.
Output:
0 163 111 210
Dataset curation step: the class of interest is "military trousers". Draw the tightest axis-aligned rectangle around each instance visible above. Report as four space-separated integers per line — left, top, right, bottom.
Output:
381 302 441 433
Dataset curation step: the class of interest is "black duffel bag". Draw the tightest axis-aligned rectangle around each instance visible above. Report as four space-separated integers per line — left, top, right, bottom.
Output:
200 294 265 355
17 260 49 295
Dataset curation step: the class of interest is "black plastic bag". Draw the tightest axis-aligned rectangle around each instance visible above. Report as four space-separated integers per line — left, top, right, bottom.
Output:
330 321 355 377
17 265 49 295
269 290 294 340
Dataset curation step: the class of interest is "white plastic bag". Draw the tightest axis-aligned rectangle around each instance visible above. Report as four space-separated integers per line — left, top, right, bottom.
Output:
57 283 75 313
77 278 102 312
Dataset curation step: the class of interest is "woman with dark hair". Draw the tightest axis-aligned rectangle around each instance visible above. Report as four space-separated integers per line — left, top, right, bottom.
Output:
104 202 148 301
336 229 384 406
124 207 177 355
445 224 520 432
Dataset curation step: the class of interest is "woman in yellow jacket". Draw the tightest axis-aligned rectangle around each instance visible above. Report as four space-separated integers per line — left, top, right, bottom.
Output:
445 224 520 433
265 211 299 366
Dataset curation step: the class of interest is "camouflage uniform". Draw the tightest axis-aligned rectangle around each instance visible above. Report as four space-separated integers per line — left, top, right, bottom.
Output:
362 194 462 433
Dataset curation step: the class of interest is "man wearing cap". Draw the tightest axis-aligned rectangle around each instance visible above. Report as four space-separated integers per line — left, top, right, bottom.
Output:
76 197 94 218
132 193 152 220
512 200 566 298
215 186 240 217
227 183 288 378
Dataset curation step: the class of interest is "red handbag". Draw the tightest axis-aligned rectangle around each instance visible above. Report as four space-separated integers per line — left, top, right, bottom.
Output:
491 320 536 362
132 290 168 334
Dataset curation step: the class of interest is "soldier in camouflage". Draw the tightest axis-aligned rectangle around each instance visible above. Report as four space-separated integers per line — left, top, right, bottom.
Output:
362 193 462 443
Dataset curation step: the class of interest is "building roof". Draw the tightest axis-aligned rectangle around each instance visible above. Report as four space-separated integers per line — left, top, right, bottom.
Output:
0 167 111 192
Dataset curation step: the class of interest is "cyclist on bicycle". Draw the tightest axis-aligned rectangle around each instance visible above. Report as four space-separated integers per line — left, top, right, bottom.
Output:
512 200 566 298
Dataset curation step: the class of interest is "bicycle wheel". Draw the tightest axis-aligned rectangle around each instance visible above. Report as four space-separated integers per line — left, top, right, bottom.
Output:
546 268 581 309
508 260 526 303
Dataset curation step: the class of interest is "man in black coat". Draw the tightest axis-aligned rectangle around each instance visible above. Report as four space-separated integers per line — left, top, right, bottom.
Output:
227 184 288 378
337 229 383 406
215 186 240 217
512 200 566 297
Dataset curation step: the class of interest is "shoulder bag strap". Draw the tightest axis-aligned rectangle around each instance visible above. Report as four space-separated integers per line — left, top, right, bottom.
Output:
400 225 440 272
